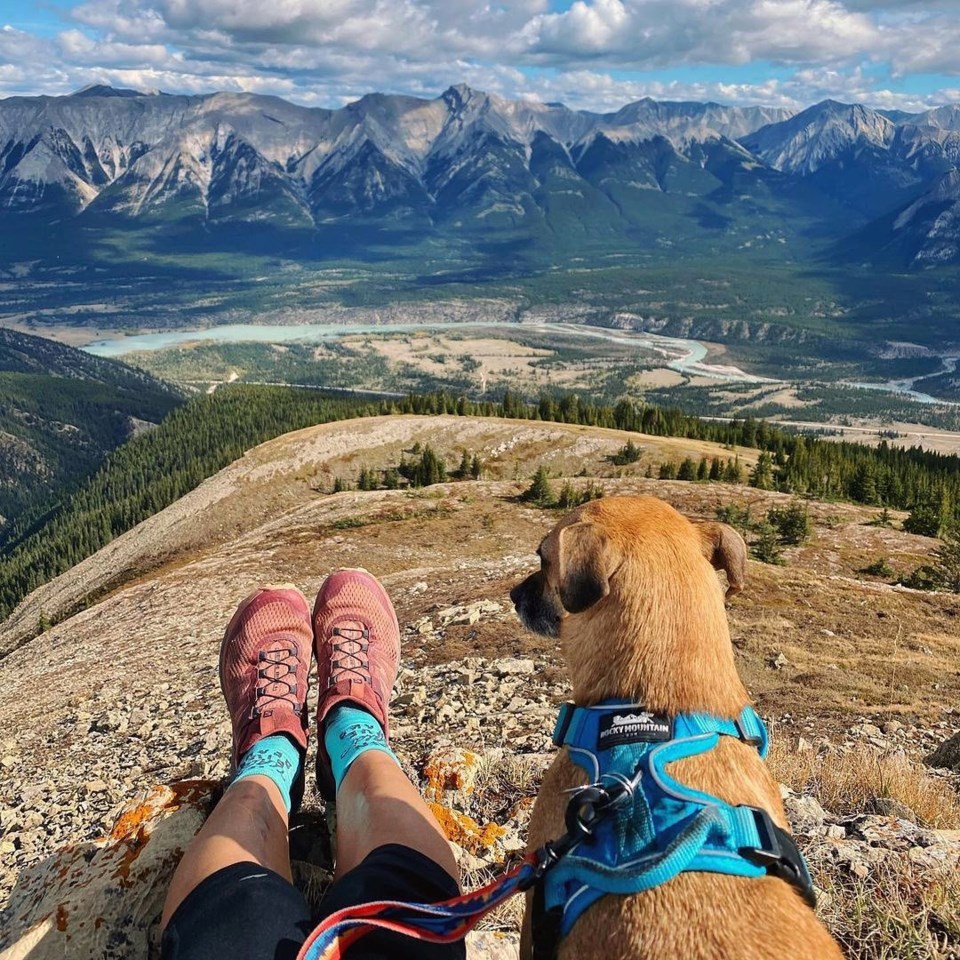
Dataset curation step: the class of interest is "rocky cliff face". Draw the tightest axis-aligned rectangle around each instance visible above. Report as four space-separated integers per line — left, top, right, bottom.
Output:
0 85 788 225
6 85 960 266
1 416 958 958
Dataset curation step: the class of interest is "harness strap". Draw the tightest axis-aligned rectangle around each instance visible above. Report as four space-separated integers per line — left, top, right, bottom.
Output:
552 702 769 760
546 700 813 943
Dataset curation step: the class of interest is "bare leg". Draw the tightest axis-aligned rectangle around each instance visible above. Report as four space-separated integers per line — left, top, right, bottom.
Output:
160 776 290 929
333 751 459 884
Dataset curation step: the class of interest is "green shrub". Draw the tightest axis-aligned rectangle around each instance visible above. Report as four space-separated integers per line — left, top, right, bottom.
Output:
859 557 894 578
768 502 812 546
522 466 555 507
610 440 642 466
751 520 784 564
715 504 752 532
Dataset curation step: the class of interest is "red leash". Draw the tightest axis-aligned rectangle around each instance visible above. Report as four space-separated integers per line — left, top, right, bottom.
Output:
296 854 539 960
296 785 620 960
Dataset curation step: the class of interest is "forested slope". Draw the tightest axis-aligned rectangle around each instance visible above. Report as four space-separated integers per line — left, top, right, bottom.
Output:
0 328 182 528
7 383 960 626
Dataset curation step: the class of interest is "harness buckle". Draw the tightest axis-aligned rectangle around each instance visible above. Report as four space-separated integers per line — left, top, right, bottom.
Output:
739 808 817 909
734 715 763 747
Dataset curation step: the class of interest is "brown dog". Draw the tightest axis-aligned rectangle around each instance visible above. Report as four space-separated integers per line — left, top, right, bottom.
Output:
511 495 842 960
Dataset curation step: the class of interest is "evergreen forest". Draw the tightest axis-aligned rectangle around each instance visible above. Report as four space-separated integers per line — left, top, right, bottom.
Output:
6 384 960 625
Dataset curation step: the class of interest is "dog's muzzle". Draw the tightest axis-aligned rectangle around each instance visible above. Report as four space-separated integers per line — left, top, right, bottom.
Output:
511 571 563 638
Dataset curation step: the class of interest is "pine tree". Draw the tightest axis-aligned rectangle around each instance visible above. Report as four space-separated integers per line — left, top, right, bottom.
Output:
523 466 555 507
612 440 641 465
768 502 811 545
383 467 401 489
470 454 482 480
930 533 960 592
904 502 941 537
722 458 744 484
357 466 377 491
751 521 784 564
697 456 710 481
678 458 698 481
850 462 879 504
749 452 775 490
557 481 578 509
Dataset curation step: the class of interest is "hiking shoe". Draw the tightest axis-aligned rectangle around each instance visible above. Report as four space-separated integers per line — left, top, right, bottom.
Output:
313 568 400 799
220 585 311 810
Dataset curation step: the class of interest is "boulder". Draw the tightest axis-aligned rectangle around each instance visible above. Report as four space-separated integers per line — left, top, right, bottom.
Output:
925 731 960 772
1 781 219 960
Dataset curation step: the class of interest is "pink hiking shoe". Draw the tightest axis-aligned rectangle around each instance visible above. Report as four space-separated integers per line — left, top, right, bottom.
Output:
220 585 312 809
313 568 400 799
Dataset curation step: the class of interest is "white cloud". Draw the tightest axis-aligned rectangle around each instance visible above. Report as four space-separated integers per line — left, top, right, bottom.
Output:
0 0 956 117
523 0 880 67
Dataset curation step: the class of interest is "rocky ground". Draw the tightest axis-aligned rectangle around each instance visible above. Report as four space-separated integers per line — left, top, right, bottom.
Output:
2 416 960 957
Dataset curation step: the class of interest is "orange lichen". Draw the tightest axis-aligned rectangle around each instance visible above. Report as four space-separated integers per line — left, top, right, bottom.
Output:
428 803 506 854
422 750 479 802
110 780 219 841
112 827 149 884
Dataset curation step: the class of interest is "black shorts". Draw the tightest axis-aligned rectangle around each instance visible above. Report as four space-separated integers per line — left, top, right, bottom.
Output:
160 844 467 960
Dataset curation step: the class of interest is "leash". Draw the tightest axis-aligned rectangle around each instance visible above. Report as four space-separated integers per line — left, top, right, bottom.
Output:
295 784 626 960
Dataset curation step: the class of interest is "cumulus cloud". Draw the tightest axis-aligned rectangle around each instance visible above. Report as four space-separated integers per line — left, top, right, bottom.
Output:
0 0 957 115
522 0 880 67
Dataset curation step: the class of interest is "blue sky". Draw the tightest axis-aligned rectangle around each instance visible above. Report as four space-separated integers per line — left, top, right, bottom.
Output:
1 0 958 112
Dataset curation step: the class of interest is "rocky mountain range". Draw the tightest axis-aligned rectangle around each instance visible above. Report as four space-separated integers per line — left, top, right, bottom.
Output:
3 84 960 268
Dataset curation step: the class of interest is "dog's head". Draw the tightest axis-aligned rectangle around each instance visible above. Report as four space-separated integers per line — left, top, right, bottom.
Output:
511 495 745 640
510 495 748 710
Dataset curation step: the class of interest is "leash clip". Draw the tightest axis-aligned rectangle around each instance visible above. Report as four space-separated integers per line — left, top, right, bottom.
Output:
527 781 633 886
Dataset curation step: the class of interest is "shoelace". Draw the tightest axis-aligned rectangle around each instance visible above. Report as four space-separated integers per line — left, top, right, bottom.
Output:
329 625 371 686
253 644 301 716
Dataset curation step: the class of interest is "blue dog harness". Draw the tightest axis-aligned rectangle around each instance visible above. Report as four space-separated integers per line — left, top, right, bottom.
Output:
534 700 815 956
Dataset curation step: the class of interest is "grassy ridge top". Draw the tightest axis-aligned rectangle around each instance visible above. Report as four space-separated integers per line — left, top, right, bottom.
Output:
8 383 960 631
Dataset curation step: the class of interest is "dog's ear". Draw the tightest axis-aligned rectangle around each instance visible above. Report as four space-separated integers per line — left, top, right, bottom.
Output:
557 521 618 613
695 521 746 598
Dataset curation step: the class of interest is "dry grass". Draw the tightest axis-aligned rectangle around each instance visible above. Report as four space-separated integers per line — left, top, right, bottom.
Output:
467 863 528 934
769 740 960 828
816 856 960 960
472 751 544 797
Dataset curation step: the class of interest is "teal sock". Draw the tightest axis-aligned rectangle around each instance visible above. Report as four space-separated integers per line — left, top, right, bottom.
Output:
233 734 302 813
324 705 399 792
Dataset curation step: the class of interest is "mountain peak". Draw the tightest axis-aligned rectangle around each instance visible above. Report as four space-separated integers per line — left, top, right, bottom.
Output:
442 83 486 107
71 84 152 99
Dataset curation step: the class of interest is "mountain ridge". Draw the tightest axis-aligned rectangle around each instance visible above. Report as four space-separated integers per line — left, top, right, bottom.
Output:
0 328 182 536
2 84 960 267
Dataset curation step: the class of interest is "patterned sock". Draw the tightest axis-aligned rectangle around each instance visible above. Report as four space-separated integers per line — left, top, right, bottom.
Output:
323 705 399 793
233 734 302 813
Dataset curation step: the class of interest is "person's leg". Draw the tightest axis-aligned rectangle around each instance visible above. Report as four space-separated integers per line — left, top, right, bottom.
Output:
312 569 459 884
161 776 291 928
161 585 313 931
334 751 457 879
